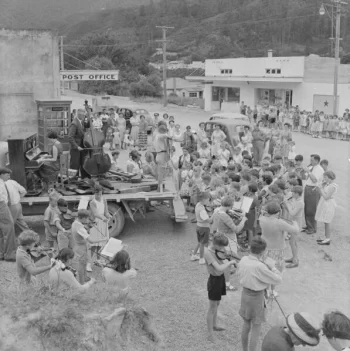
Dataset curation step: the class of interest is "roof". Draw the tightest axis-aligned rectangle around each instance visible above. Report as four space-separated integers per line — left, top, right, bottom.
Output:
164 77 203 91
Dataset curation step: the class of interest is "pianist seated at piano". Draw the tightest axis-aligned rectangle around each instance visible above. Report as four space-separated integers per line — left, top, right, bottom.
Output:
37 131 63 191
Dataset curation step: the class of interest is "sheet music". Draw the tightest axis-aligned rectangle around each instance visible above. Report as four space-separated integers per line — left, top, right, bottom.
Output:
101 238 123 258
233 196 253 213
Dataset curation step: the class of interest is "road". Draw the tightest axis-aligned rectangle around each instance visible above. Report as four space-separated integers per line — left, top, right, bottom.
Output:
31 91 350 350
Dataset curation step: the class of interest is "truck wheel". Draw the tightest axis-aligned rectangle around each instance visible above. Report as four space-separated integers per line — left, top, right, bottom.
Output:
108 203 125 238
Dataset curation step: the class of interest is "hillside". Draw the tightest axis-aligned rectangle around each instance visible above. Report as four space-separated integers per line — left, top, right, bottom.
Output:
59 0 350 59
0 0 159 30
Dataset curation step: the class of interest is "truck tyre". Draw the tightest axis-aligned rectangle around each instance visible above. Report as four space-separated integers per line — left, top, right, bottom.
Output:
108 203 125 237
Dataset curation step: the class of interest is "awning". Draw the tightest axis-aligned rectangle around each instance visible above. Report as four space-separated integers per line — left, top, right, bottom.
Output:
186 75 303 84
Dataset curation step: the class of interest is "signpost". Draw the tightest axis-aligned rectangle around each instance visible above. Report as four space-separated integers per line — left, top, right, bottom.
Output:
60 70 119 81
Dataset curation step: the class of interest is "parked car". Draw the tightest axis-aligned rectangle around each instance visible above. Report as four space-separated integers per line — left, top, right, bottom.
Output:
209 112 249 122
204 119 252 148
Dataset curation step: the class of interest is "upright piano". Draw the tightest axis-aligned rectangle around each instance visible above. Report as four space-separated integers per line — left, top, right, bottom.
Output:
7 133 48 192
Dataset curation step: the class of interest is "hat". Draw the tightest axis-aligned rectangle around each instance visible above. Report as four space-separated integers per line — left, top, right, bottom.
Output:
58 198 68 207
286 313 320 346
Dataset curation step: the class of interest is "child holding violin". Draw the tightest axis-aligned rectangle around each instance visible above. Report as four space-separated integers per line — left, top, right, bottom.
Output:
55 198 76 250
102 250 137 294
72 209 107 284
49 248 96 291
16 230 55 285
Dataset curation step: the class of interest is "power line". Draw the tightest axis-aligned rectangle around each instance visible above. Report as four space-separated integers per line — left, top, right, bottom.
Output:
64 62 82 70
64 51 101 70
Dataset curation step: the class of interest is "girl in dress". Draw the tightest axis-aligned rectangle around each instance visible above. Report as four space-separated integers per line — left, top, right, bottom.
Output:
117 112 126 145
180 163 194 198
172 124 184 159
198 141 211 164
323 115 329 138
138 115 148 151
211 124 226 156
232 146 243 164
315 171 338 246
106 127 114 150
89 186 111 265
38 130 63 191
130 115 140 147
112 128 121 150
339 117 347 141
333 116 340 139
169 146 180 196
217 141 231 167
196 122 208 150
123 129 131 149
288 140 296 160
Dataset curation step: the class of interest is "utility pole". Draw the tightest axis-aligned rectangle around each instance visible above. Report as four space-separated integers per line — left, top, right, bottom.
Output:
333 1 341 116
156 26 174 107
60 36 65 95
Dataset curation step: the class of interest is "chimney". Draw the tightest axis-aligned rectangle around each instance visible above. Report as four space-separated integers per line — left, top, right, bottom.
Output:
267 50 273 58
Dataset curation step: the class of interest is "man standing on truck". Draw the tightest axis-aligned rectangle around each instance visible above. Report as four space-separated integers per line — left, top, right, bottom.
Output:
68 109 90 180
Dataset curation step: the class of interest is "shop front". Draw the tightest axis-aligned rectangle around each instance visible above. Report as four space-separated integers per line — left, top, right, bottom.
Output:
256 88 293 108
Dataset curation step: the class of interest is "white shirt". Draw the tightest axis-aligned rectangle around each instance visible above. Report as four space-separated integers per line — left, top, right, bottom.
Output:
305 164 324 187
5 179 26 205
102 267 137 291
0 179 8 203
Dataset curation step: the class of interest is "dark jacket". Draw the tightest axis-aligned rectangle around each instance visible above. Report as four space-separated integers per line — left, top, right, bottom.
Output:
68 118 85 149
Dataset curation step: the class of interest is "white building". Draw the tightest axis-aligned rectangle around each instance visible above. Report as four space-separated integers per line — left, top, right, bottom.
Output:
186 53 350 114
162 77 203 98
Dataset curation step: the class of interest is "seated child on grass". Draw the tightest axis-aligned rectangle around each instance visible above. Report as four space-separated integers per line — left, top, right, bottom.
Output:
16 230 54 285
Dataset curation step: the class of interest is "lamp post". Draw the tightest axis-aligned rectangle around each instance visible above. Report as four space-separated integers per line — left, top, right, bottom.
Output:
319 0 347 116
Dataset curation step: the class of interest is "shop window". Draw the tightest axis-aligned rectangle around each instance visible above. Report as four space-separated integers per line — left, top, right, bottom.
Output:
189 92 197 97
220 69 233 74
227 87 240 102
277 69 281 74
271 69 276 74
266 69 271 74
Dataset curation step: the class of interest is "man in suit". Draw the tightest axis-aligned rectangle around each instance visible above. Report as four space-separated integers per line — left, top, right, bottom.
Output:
68 109 90 179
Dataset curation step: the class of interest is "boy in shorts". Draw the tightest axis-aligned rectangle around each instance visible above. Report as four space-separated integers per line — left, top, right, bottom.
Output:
44 192 61 248
204 233 237 342
191 192 212 264
55 198 76 250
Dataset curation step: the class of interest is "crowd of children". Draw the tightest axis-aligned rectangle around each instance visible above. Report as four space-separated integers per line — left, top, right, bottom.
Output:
246 104 350 141
11 108 348 351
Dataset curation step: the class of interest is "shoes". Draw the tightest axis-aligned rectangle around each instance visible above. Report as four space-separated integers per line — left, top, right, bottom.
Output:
301 227 307 232
199 258 206 265
190 254 200 261
285 258 293 263
305 230 316 235
317 239 331 246
286 261 299 269
86 263 92 272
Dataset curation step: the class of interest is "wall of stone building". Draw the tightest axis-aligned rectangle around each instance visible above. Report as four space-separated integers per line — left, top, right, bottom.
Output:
0 29 60 140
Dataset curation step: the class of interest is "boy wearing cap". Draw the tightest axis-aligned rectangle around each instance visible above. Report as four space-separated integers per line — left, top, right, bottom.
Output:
261 312 320 350
55 198 76 250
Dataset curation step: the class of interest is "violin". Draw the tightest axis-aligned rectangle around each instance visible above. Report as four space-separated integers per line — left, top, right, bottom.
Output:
62 265 77 277
27 243 55 260
83 105 112 176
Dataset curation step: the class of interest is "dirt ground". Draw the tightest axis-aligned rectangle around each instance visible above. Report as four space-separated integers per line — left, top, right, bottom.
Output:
1 92 349 350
